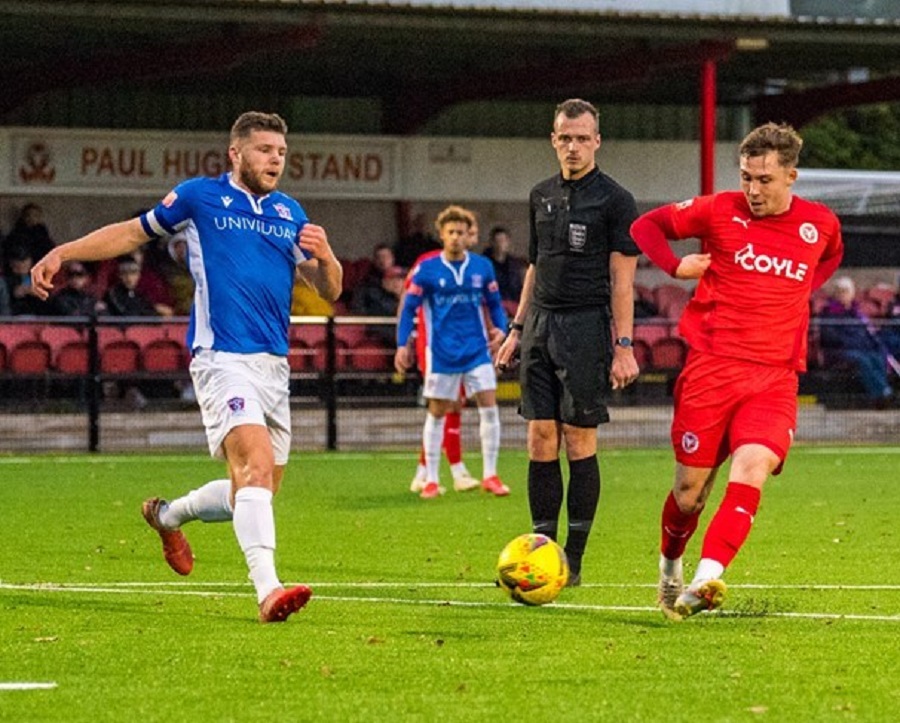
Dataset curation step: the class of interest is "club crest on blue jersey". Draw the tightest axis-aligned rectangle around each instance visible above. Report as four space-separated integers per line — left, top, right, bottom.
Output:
273 203 293 221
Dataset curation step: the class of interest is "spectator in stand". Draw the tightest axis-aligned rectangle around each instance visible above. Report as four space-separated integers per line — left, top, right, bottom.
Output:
393 212 440 270
104 255 159 318
352 243 405 317
4 244 46 316
818 275 894 406
3 203 55 265
49 261 104 317
96 245 174 317
483 226 526 303
881 278 900 358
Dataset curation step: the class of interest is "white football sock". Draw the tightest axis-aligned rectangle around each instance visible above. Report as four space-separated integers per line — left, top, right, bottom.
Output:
478 405 501 479
232 486 281 603
659 554 683 579
159 478 233 529
450 462 470 480
413 463 427 481
693 558 725 586
423 413 445 483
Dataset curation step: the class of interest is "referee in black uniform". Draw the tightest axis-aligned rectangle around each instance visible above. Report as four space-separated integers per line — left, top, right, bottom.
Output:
496 98 641 585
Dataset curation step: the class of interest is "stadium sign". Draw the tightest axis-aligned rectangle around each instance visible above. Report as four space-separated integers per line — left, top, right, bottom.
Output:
5 128 397 197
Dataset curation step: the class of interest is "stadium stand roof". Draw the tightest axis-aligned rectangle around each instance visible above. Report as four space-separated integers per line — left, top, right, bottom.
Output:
1 0 900 134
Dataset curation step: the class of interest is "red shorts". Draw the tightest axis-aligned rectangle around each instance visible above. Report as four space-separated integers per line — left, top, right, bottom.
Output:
671 350 798 472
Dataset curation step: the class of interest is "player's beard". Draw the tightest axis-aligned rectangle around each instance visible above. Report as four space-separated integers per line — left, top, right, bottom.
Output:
238 163 276 196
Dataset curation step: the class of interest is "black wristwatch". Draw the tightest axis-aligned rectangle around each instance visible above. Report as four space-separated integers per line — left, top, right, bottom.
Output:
615 336 633 348
508 321 524 333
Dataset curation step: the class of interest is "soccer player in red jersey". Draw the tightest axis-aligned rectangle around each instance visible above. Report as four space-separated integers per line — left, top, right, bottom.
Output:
630 123 843 620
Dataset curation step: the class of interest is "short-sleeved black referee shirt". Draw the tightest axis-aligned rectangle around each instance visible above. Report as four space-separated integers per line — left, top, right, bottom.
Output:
528 167 640 311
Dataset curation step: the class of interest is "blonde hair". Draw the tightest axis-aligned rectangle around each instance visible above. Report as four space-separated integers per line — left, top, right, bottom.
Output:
434 205 473 232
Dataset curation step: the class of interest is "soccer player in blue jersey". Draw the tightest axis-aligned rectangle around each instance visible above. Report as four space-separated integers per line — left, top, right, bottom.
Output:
395 205 510 499
30 112 343 623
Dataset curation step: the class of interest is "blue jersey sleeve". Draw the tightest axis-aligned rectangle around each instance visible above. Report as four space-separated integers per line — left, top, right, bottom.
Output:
140 178 204 238
482 263 508 331
397 274 425 347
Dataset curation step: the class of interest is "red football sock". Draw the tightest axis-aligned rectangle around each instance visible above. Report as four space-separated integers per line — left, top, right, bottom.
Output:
700 482 761 569
442 411 462 465
660 491 701 560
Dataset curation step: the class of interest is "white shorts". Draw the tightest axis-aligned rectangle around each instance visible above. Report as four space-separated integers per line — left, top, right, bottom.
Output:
190 350 292 465
423 362 497 402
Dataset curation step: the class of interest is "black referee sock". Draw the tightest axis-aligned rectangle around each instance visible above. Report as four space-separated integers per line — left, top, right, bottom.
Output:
528 459 564 542
565 455 601 575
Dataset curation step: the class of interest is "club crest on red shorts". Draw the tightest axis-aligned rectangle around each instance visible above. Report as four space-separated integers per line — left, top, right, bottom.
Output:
681 431 699 454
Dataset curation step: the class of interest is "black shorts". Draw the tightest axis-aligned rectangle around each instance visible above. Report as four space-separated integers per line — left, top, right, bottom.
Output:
519 306 612 427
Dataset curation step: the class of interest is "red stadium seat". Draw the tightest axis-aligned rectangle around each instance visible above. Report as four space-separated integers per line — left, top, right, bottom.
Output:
651 337 688 370
290 323 327 348
55 340 90 375
0 343 6 371
632 338 652 370
654 284 692 320
162 322 189 344
124 324 167 349
40 326 87 372
100 338 141 374
335 324 369 348
142 338 188 372
311 338 350 372
39 325 84 347
633 323 670 347
0 323 41 351
287 340 310 373
350 337 393 371
96 326 126 348
9 339 52 374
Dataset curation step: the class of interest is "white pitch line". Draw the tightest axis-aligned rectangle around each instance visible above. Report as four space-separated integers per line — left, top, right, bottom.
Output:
0 682 57 691
4 580 900 591
1 582 898 622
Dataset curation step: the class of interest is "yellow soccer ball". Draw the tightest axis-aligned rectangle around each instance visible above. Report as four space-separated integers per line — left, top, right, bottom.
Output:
496 533 569 606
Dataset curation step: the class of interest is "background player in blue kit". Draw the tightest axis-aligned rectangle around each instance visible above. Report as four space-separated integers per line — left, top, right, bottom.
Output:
395 205 509 499
30 112 343 623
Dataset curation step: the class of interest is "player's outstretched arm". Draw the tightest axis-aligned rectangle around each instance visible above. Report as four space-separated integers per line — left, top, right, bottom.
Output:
30 218 150 300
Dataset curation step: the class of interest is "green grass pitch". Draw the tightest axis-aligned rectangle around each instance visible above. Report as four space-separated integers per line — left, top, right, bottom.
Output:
1 448 899 721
